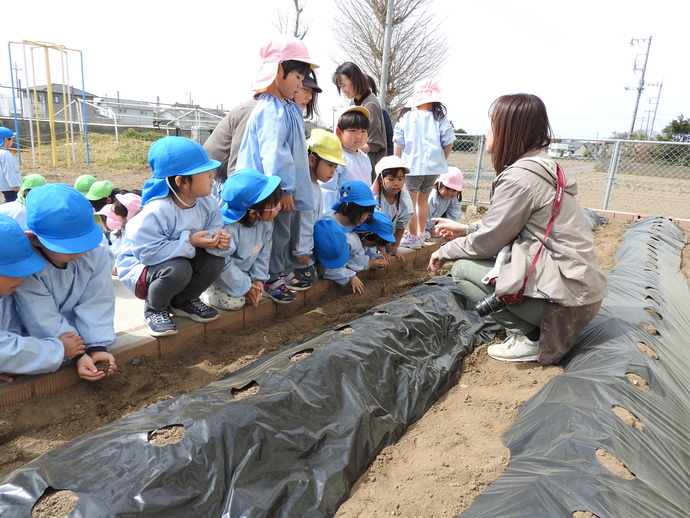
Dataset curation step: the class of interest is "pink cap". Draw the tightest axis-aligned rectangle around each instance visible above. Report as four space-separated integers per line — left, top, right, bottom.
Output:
405 78 443 108
95 204 122 230
437 167 464 191
115 192 142 219
252 35 318 92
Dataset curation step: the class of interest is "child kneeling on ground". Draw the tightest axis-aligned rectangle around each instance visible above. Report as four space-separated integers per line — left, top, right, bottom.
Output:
0 214 87 382
354 209 396 270
202 168 285 308
14 184 117 381
117 137 231 337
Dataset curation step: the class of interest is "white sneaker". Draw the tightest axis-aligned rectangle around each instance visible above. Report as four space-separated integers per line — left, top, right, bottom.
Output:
200 283 245 311
487 332 539 362
401 233 422 249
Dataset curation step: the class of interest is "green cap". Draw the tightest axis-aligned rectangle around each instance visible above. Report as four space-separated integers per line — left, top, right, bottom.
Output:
18 174 47 203
85 180 114 201
74 175 97 195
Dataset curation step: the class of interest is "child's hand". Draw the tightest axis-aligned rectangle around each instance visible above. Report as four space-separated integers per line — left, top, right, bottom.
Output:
246 280 264 307
0 373 15 382
190 230 219 249
350 275 365 294
76 351 117 382
296 256 310 266
214 229 231 250
369 257 389 269
281 194 295 212
60 331 85 358
389 247 405 262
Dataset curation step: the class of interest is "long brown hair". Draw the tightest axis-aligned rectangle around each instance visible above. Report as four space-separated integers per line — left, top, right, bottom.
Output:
488 94 552 174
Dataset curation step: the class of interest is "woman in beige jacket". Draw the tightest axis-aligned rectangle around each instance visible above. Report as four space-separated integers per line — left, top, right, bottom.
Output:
428 94 606 364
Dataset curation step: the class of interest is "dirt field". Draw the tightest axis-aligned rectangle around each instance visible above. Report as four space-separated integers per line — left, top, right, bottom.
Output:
2 159 689 517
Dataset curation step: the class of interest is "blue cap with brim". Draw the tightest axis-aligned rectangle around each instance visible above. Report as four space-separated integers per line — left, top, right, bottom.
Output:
0 127 15 139
331 180 377 211
0 214 46 277
220 169 281 224
25 184 104 254
142 136 220 205
314 218 349 269
354 209 396 243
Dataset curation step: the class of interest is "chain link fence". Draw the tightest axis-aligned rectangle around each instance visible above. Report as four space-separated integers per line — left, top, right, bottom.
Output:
450 135 690 220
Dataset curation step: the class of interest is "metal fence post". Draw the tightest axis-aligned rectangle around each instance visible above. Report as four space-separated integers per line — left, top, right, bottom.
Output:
472 136 486 205
602 140 622 210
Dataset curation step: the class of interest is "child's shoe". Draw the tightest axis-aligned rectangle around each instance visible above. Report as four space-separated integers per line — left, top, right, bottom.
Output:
283 266 316 291
144 309 178 337
170 298 220 322
401 233 422 249
263 279 297 303
200 283 245 311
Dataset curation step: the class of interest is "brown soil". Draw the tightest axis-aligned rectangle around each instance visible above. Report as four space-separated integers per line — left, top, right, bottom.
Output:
3 160 689 517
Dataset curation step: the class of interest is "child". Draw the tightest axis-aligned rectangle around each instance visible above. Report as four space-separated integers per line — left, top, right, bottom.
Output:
394 78 455 249
289 128 347 289
320 106 372 210
86 180 115 213
354 209 395 270
13 184 117 381
74 174 97 196
97 191 142 273
117 136 230 337
320 181 376 294
0 214 87 382
313 218 349 272
202 168 285 308
426 167 463 240
371 155 414 260
0 174 46 229
236 34 318 298
0 127 21 203
294 70 321 120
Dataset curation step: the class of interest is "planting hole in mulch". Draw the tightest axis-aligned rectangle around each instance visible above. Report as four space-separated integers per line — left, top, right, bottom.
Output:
645 285 659 292
644 261 657 269
595 449 636 480
572 512 600 518
290 349 313 362
232 381 260 399
373 311 390 315
636 341 659 360
147 424 185 446
626 372 651 392
337 325 355 335
644 295 659 305
641 322 660 336
31 488 78 518
612 405 645 430
644 308 662 320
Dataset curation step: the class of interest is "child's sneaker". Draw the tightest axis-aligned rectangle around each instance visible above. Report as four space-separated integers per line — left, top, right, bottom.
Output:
144 309 178 337
283 267 315 291
170 298 220 322
401 233 422 249
263 279 297 303
200 283 246 311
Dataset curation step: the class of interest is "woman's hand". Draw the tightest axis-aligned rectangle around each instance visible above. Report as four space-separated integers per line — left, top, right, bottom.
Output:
431 218 468 239
427 250 446 274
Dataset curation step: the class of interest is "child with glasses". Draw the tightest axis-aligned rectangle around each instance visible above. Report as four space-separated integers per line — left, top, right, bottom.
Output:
202 169 286 307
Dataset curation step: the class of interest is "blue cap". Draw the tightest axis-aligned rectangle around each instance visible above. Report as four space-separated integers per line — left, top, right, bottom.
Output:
220 169 281 224
354 209 396 243
25 184 104 254
0 214 45 277
332 180 377 211
314 219 349 269
142 137 221 205
0 127 15 139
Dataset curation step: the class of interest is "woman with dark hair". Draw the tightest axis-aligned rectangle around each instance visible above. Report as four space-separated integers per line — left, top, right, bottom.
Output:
429 93 606 365
333 62 387 176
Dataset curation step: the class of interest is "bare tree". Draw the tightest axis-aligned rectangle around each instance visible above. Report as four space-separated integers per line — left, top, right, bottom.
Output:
274 0 311 40
332 0 448 120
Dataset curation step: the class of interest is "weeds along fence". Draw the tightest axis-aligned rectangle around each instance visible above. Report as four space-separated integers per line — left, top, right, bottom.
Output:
450 135 690 220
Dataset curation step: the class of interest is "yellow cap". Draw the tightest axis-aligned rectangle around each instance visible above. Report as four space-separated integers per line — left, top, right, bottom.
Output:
307 128 347 166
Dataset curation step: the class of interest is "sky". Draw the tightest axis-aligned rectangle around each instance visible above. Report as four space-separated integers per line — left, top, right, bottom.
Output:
2 0 686 140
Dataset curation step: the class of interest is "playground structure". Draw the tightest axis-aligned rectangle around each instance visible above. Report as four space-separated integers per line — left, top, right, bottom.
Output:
7 40 91 167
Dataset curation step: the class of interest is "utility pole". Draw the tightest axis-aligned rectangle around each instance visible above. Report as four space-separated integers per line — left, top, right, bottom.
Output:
647 81 663 138
379 0 395 109
626 36 652 136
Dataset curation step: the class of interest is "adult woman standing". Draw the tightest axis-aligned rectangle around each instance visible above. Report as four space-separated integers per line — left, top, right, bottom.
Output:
333 62 387 177
429 93 606 365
